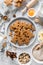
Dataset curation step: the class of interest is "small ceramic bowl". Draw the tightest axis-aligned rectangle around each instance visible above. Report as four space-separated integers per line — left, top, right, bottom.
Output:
32 43 43 64
17 52 32 65
27 8 36 18
38 29 43 42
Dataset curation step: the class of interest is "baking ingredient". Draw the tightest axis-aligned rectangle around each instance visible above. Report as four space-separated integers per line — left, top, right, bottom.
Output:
18 53 30 64
27 8 35 17
3 16 8 20
32 43 43 61
38 30 43 41
6 51 17 60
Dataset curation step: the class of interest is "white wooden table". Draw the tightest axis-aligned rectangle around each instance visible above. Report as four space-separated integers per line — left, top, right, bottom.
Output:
0 0 43 65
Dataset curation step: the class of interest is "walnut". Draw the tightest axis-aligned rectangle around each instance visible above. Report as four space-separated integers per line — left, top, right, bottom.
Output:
4 0 13 6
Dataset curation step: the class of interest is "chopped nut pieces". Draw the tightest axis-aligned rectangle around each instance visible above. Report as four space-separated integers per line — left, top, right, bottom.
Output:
32 42 43 61
14 0 25 7
4 0 26 7
18 53 30 64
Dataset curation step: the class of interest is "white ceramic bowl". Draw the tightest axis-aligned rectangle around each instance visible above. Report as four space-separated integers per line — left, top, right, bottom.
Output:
27 8 36 18
17 52 32 65
32 43 43 64
38 29 43 42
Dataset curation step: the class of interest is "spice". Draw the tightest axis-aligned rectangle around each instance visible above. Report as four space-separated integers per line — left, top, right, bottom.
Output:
6 51 17 60
13 14 16 17
3 16 8 20
14 0 25 7
18 53 30 64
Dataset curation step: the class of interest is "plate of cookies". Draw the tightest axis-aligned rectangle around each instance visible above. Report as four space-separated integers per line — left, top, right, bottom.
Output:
4 0 26 7
6 17 36 48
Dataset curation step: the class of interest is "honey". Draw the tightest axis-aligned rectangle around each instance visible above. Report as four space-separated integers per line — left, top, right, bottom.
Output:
28 8 35 17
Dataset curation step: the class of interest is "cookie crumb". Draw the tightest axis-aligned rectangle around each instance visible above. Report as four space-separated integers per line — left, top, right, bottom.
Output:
3 16 8 20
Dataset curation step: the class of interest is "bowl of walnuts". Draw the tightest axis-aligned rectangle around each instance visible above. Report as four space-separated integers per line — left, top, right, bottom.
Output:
4 0 26 8
17 52 32 65
14 0 26 7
